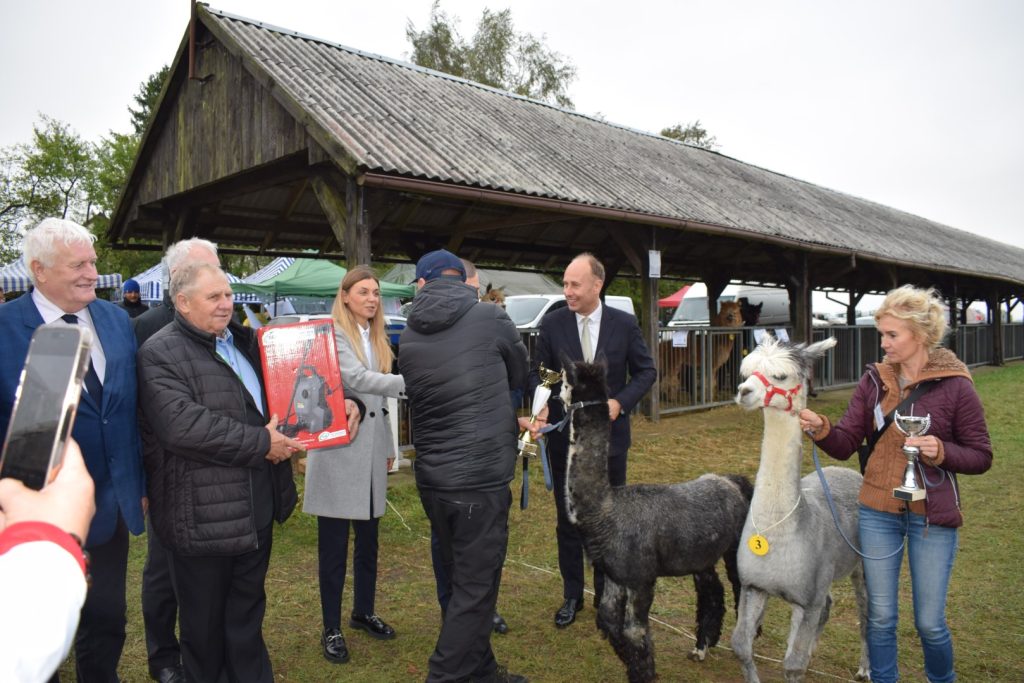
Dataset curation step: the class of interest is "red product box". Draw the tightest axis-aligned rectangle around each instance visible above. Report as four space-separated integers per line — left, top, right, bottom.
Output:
257 319 350 450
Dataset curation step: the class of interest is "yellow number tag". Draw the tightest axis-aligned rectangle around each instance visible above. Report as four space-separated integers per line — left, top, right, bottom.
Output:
748 534 769 556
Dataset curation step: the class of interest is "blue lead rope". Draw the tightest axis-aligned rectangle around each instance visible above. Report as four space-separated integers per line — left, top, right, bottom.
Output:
810 441 905 561
519 400 604 509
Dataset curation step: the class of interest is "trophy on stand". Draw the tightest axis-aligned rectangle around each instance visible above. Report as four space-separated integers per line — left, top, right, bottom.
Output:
892 411 931 502
518 365 561 459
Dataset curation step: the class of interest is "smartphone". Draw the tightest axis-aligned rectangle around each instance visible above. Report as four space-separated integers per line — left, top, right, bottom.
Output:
0 323 92 490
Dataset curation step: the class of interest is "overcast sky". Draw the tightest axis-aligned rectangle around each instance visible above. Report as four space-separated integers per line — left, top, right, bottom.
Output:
2 0 1021 255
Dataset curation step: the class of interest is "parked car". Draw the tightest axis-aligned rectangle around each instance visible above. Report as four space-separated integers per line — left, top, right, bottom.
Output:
667 283 790 327
504 293 636 329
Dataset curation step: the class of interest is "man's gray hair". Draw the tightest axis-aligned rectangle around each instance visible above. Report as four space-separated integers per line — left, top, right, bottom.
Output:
170 261 224 301
22 218 97 285
165 238 219 275
459 258 478 280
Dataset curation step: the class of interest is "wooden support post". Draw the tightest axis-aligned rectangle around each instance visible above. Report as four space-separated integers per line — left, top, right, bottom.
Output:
990 290 1004 366
847 290 865 326
312 173 371 268
703 273 730 325
947 281 960 355
642 238 660 422
787 254 812 344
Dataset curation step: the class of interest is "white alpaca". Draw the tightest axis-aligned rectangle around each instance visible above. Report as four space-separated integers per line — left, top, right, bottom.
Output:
731 337 870 683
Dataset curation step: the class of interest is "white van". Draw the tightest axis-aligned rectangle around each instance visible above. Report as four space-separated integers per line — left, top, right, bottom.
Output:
666 283 789 327
505 294 636 329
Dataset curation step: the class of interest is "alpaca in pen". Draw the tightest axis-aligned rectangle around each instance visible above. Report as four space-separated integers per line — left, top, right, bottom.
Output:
561 358 753 683
732 337 870 682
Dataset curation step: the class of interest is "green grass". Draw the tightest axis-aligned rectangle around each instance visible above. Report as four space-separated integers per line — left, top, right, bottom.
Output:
62 362 1024 681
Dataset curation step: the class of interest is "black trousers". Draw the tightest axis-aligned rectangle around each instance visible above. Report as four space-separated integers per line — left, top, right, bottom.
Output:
169 525 274 683
142 518 180 674
73 515 129 682
548 432 627 602
317 515 380 629
419 486 510 683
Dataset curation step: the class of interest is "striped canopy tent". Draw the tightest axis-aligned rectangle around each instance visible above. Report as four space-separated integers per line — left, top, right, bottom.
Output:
242 257 295 284
129 262 264 304
0 256 122 292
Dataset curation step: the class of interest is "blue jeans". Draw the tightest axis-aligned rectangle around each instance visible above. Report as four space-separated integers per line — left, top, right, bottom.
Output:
859 505 959 683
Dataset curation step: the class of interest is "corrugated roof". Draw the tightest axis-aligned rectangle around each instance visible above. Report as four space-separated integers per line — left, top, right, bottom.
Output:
201 6 1022 285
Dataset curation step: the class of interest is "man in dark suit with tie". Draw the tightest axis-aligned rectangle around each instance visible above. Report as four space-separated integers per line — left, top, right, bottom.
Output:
0 218 146 681
529 253 656 628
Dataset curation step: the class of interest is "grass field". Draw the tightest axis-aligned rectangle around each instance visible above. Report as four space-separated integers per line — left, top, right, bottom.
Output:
61 362 1024 681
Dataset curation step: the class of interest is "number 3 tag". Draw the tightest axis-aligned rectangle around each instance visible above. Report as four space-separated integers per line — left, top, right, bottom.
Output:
748 534 769 556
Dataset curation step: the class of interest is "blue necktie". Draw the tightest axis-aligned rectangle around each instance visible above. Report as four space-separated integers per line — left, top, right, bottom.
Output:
61 314 103 406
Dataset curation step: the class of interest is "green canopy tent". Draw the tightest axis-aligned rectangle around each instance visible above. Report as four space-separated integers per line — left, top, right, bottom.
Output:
231 259 415 299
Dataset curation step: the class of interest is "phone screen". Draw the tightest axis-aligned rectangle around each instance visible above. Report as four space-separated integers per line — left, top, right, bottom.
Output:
0 326 87 490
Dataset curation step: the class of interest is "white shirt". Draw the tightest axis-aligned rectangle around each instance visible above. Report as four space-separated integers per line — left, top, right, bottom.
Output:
31 289 106 385
359 323 375 370
576 301 603 356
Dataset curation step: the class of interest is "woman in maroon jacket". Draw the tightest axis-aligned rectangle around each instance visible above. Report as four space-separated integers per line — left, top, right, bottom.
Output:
799 285 991 683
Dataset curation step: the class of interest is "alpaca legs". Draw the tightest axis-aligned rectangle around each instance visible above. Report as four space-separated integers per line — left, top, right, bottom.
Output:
724 543 742 614
690 568 725 661
851 565 871 681
732 585 769 683
598 579 657 683
782 599 829 683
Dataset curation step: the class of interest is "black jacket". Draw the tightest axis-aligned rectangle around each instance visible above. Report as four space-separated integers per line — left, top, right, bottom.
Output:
398 278 528 491
529 303 656 455
132 294 174 347
137 314 296 556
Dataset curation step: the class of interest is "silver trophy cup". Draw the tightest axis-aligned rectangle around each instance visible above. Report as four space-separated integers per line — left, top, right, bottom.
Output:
892 411 931 501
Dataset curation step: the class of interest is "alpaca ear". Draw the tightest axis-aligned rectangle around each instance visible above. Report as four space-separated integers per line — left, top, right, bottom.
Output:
485 283 493 293
592 351 609 372
558 351 574 377
803 337 837 360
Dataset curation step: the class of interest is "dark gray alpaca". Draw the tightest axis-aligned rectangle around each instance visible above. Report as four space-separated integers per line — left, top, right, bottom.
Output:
560 359 754 683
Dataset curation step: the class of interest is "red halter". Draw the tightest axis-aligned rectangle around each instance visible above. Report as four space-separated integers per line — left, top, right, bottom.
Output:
751 371 803 413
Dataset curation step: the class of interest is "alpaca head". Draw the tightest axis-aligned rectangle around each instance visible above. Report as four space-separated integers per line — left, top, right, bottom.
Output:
735 336 836 413
482 284 506 308
560 357 609 408
715 301 744 327
739 297 763 326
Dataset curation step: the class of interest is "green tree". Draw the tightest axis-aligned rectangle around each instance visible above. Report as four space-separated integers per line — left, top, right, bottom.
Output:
0 116 98 264
407 2 577 108
20 116 97 223
128 65 170 136
660 121 718 150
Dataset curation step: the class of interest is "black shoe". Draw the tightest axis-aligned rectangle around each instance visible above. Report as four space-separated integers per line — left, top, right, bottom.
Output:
349 613 396 640
322 628 350 664
492 611 509 634
554 598 583 628
153 666 185 683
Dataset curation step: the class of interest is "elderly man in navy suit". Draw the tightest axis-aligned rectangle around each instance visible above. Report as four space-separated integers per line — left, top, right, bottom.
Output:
529 252 656 628
0 218 146 681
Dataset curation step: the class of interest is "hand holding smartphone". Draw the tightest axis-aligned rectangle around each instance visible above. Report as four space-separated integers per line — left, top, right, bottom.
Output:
0 323 92 490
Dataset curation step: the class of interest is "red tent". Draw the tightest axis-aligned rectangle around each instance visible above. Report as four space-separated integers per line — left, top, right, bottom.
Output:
658 285 690 308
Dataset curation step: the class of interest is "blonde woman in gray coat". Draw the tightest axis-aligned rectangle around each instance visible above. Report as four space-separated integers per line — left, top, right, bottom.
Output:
303 266 406 665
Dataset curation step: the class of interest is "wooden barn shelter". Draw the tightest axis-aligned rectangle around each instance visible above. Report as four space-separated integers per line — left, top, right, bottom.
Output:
109 4 1024 410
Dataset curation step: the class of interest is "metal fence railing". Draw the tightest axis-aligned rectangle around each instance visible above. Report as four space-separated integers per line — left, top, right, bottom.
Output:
394 322 1024 443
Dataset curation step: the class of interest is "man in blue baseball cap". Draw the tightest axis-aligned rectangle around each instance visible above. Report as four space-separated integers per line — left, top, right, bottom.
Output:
413 248 467 284
118 278 149 319
399 249 529 683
